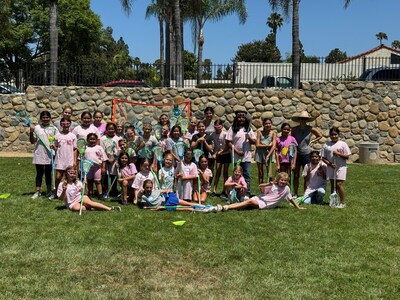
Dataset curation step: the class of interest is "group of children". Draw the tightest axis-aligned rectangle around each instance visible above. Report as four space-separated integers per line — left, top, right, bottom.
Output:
29 106 351 213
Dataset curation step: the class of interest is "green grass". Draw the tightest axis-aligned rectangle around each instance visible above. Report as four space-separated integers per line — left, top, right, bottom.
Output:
0 158 399 299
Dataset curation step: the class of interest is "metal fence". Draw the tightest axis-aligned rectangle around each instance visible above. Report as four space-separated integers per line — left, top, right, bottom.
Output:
1 56 400 91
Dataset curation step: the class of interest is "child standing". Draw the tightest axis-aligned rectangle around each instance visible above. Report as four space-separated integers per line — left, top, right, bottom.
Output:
54 118 77 197
159 153 175 190
220 172 305 211
299 151 327 205
57 166 120 212
210 120 231 196
224 166 247 202
175 148 198 201
118 152 137 205
255 118 276 184
320 127 351 208
84 133 107 198
72 111 100 141
225 111 256 196
193 156 212 203
100 122 121 199
166 125 184 163
29 110 59 199
132 158 156 205
275 123 298 176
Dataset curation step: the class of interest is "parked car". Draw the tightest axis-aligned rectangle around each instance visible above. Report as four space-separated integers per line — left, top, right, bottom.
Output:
100 79 149 88
0 84 24 94
261 75 292 88
358 67 400 81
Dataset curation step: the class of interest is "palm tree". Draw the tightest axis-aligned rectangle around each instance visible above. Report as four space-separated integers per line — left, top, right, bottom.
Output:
49 0 58 85
187 0 247 84
376 32 388 46
146 0 166 86
173 0 183 87
268 0 352 89
266 12 283 47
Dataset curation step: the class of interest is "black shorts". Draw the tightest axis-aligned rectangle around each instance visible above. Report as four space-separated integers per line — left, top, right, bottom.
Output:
216 153 231 164
296 153 311 167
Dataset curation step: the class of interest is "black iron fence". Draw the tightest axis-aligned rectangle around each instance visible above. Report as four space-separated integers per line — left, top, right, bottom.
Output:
1 56 400 91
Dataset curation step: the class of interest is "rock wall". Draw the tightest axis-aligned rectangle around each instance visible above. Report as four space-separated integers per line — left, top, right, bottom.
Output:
1 81 399 162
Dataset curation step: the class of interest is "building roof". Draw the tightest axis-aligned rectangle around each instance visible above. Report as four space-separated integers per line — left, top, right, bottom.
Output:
338 44 400 64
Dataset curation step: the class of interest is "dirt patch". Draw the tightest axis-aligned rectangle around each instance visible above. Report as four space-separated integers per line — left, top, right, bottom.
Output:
0 152 33 158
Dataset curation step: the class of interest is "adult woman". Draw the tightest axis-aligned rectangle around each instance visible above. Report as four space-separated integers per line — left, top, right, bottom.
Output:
158 114 170 127
53 106 78 132
203 106 215 135
291 111 322 197
225 111 256 197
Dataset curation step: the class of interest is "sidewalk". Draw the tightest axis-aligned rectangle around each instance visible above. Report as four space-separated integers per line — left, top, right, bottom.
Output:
0 152 33 158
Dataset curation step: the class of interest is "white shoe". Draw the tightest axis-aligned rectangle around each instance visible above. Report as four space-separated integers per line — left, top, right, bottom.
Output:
336 203 346 209
48 193 55 200
31 192 41 199
111 206 121 212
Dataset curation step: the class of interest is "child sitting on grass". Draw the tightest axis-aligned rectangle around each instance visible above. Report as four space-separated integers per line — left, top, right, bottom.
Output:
138 179 216 212
219 172 304 212
57 166 120 212
297 151 327 205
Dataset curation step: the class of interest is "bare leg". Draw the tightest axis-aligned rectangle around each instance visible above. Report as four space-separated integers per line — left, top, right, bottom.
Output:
257 162 263 184
121 180 129 202
83 196 111 211
336 180 345 203
225 198 259 210
55 170 64 195
293 164 301 195
87 179 94 195
213 162 222 194
95 181 103 196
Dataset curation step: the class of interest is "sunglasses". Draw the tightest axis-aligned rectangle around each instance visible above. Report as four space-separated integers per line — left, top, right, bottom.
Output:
66 170 77 175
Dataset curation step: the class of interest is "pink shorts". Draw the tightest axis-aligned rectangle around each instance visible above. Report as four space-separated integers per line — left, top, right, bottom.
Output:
87 165 102 181
326 166 347 181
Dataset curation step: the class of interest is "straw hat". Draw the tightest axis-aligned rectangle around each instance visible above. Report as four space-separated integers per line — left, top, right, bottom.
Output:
291 111 315 123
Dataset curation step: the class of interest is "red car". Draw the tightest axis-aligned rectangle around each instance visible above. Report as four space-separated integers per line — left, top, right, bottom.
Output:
100 80 149 88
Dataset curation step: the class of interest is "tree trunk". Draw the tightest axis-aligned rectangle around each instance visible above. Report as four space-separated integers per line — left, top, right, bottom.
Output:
196 27 204 85
49 0 58 86
291 0 300 89
158 15 165 87
173 0 183 87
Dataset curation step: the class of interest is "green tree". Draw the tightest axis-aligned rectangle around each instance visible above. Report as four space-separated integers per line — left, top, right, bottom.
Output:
268 0 352 88
201 58 212 80
325 48 347 63
376 32 388 46
266 12 283 47
234 40 281 62
187 0 247 84
183 50 196 79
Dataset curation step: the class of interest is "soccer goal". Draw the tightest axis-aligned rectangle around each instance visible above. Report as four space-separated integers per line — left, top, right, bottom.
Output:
111 98 191 125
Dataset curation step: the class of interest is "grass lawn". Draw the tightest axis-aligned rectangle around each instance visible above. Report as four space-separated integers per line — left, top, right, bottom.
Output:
0 158 399 299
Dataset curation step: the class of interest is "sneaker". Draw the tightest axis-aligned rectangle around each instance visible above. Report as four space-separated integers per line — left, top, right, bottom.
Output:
121 200 128 205
31 192 41 199
101 193 108 201
215 204 223 212
47 193 55 200
204 205 219 213
336 203 346 209
111 206 121 212
244 196 249 200
222 205 229 212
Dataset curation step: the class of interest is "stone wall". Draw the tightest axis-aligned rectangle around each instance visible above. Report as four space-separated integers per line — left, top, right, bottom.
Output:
1 81 399 162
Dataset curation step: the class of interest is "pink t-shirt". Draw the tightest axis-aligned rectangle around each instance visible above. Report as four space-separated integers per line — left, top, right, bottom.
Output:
84 145 107 166
55 132 77 170
94 123 106 137
57 181 82 210
225 175 247 189
276 135 298 164
131 171 155 192
302 162 327 196
120 163 137 186
225 127 256 163
255 184 292 209
320 140 351 180
32 124 59 165
200 168 213 193
72 124 100 140
175 161 197 200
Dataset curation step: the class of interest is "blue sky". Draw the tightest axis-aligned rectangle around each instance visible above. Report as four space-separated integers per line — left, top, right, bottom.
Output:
91 1 400 63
